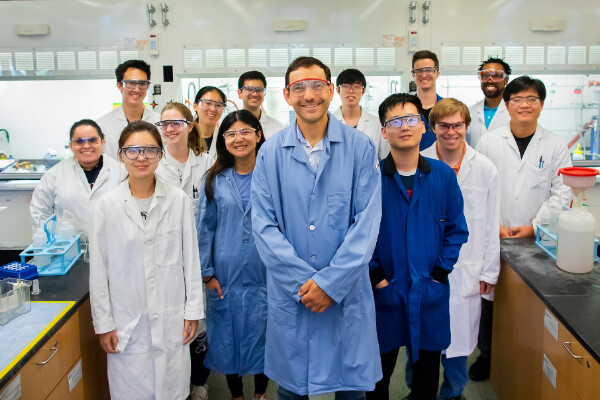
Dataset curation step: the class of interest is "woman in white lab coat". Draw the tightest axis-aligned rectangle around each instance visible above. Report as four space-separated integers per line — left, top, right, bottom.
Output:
30 119 121 238
193 86 227 158
89 120 204 400
155 102 214 216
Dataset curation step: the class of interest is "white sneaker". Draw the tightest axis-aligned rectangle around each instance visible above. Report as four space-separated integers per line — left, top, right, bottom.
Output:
190 384 208 400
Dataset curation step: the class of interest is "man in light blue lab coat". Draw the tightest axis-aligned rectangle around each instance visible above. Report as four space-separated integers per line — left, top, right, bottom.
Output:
251 56 382 400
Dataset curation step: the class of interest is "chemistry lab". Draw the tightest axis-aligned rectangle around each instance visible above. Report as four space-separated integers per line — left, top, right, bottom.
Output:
0 1 599 399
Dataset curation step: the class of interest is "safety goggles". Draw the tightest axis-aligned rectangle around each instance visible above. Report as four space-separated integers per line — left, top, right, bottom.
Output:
286 78 331 96
155 120 191 130
338 83 364 92
477 69 507 82
121 80 151 90
119 146 163 160
384 115 422 130
223 128 257 141
71 136 101 146
411 67 438 77
197 99 227 110
508 96 541 105
241 86 265 94
435 122 466 133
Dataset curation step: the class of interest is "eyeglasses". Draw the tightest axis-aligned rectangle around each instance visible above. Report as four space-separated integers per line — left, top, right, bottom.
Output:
508 96 541 105
71 136 101 146
223 128 257 141
384 115 422 130
119 146 163 160
477 69 507 82
121 80 151 90
286 78 331 96
241 86 265 94
411 67 438 76
338 83 364 92
155 120 190 130
197 99 227 110
435 122 466 133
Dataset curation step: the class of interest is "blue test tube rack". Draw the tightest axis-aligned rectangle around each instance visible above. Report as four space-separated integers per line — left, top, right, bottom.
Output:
19 214 82 276
535 223 598 262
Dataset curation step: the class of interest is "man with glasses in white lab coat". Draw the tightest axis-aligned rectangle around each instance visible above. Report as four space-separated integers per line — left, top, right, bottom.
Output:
96 60 160 159
238 70 285 139
466 57 512 147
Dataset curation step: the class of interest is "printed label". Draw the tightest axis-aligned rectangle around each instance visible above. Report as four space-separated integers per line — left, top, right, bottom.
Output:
544 309 559 341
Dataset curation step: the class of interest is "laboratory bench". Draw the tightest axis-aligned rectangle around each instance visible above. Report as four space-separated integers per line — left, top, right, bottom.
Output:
492 238 600 400
0 258 109 399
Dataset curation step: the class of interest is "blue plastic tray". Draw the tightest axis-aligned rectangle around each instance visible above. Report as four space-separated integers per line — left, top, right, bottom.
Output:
0 262 39 280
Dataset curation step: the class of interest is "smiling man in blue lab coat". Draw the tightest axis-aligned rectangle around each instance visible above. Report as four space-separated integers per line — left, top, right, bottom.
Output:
366 94 468 400
251 56 382 400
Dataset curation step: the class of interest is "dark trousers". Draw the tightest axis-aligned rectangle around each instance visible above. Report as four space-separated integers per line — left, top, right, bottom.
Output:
226 373 269 398
477 298 494 359
190 331 211 386
367 348 441 400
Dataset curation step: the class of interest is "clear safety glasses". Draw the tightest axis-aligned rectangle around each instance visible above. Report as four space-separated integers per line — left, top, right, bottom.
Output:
477 69 507 82
155 120 190 130
119 146 163 160
508 96 541 106
338 83 364 92
286 78 331 97
435 122 466 133
121 80 151 90
71 136 101 146
241 86 266 94
411 67 438 77
224 128 257 141
197 99 227 111
384 115 422 130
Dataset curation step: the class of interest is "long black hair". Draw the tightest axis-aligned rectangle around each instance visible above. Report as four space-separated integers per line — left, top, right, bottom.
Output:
204 110 265 202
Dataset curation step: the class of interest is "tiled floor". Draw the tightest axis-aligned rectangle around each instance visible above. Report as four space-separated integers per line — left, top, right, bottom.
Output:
203 349 497 399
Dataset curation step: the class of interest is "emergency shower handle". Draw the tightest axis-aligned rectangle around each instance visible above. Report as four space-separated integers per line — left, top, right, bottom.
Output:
160 3 169 27
422 1 431 24
146 4 157 28
36 341 59 365
409 1 417 24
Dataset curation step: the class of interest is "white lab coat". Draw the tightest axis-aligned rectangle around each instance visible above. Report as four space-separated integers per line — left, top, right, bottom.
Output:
421 143 500 358
155 148 214 217
30 156 122 238
259 111 286 139
96 106 160 160
466 100 510 148
333 107 390 160
89 177 204 400
476 124 572 229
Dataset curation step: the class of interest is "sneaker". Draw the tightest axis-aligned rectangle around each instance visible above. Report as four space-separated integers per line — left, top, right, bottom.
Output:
469 356 491 381
190 384 209 400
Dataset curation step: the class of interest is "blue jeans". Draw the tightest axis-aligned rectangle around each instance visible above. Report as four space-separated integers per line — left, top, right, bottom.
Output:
405 354 468 399
277 385 366 400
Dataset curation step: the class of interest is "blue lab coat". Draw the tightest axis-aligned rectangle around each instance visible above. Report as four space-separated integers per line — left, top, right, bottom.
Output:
251 114 383 396
370 154 468 362
197 168 267 376
419 94 444 150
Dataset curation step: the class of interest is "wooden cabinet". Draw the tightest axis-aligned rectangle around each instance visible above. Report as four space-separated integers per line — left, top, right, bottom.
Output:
491 259 600 400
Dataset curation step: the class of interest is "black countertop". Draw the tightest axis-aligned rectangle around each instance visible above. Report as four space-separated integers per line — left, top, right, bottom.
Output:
500 238 600 364
0 258 90 389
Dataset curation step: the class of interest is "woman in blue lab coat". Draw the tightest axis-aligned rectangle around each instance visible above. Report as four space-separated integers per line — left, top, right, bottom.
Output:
197 110 268 400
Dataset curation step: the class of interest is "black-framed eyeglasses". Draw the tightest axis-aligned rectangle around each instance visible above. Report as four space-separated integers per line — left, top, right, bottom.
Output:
71 136 101 146
155 120 191 130
119 146 163 160
241 86 266 94
411 67 438 76
121 80 151 90
384 115 422 130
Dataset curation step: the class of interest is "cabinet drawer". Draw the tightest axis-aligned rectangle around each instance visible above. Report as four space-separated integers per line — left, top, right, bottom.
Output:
541 360 581 400
542 310 600 400
20 312 82 399
46 359 84 400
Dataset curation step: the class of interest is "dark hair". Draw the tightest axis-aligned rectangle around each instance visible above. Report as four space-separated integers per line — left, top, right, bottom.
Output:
69 119 104 140
238 71 267 89
503 75 546 102
161 102 207 155
204 110 265 202
285 56 331 87
118 120 163 151
478 57 512 76
194 86 227 104
115 60 151 82
412 50 439 69
378 93 424 125
336 69 367 87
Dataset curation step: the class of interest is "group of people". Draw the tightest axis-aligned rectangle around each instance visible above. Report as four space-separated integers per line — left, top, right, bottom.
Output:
28 49 573 400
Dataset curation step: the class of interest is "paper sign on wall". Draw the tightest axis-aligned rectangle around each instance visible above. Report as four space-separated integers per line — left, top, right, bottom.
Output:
544 309 559 341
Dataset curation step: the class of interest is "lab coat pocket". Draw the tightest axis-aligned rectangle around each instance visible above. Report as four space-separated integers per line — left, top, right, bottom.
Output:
205 286 234 354
166 306 185 350
374 282 397 310
268 290 300 329
529 165 550 192
155 228 183 268
450 260 481 298
430 215 446 247
327 191 352 230
341 287 364 327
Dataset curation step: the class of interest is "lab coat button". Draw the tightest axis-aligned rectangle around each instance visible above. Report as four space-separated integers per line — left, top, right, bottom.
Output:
155 350 161 357
309 225 315 231
243 239 248 244
151 314 158 321
145 240 152 246
149 278 155 286
310 255 317 261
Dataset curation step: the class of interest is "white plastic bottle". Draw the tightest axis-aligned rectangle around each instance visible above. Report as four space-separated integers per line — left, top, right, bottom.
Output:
556 204 596 273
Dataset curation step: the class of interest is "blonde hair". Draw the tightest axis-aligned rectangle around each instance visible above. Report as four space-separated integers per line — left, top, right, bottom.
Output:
429 98 471 128
161 102 207 155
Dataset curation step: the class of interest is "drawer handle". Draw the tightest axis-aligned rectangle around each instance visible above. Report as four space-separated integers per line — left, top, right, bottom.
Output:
562 342 583 360
36 340 59 365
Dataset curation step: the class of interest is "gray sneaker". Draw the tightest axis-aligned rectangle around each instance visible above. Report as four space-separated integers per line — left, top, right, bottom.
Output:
190 384 209 400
